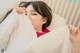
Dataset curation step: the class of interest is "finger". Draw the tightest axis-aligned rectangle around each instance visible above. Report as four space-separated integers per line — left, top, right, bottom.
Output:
23 7 26 10
70 25 76 33
72 27 79 34
68 25 78 34
68 25 72 34
21 7 27 13
76 28 80 33
68 25 74 34
73 27 77 33
74 28 79 33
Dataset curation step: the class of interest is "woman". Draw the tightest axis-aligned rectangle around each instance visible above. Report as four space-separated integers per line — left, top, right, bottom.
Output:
2 1 80 53
3 1 52 38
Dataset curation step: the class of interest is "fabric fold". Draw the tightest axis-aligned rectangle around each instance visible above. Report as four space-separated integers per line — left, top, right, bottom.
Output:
0 9 37 53
0 9 72 53
21 26 71 53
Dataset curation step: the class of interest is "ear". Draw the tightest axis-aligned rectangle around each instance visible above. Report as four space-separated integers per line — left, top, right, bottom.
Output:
42 17 47 24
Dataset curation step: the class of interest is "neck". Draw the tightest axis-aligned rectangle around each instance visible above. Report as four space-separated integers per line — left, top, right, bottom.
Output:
34 26 43 32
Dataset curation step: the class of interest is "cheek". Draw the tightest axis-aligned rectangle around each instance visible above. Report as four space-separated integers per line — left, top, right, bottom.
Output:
30 16 43 24
30 16 38 23
30 16 42 26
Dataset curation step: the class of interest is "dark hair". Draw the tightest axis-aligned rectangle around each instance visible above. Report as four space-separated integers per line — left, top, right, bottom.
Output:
2 1 52 29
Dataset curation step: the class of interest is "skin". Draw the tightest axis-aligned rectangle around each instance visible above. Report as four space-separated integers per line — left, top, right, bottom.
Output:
16 4 80 53
68 25 80 53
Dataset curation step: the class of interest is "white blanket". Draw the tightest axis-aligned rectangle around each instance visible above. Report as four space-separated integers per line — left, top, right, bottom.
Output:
21 26 72 53
0 9 37 53
0 9 71 53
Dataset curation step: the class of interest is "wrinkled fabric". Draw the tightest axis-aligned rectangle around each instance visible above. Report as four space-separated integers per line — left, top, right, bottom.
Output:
21 26 71 53
0 9 72 53
0 9 37 53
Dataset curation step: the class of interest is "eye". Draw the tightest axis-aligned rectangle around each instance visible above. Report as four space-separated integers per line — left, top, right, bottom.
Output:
31 13 37 15
31 12 38 15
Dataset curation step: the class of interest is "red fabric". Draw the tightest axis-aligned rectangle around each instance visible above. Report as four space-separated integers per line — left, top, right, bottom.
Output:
36 28 50 38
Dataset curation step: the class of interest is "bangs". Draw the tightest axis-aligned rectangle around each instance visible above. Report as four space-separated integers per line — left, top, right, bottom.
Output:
32 2 45 17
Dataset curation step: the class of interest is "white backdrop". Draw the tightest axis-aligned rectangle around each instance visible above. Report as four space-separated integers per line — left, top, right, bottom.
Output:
0 0 26 22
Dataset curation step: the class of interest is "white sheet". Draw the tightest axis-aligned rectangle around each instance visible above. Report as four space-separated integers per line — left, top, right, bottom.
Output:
0 9 37 53
0 9 71 53
21 26 71 53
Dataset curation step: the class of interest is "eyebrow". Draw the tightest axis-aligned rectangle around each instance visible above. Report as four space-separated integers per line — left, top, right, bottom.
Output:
30 10 36 12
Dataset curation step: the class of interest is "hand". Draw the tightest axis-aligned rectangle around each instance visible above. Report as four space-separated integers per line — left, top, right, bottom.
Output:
16 7 27 14
68 25 80 45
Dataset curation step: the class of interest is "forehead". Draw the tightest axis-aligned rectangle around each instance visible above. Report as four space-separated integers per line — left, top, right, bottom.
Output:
26 4 35 11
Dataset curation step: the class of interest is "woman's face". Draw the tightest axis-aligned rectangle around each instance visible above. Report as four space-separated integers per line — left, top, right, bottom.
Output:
26 4 46 30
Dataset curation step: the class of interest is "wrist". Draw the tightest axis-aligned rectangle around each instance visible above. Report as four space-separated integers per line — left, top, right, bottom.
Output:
71 43 80 53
